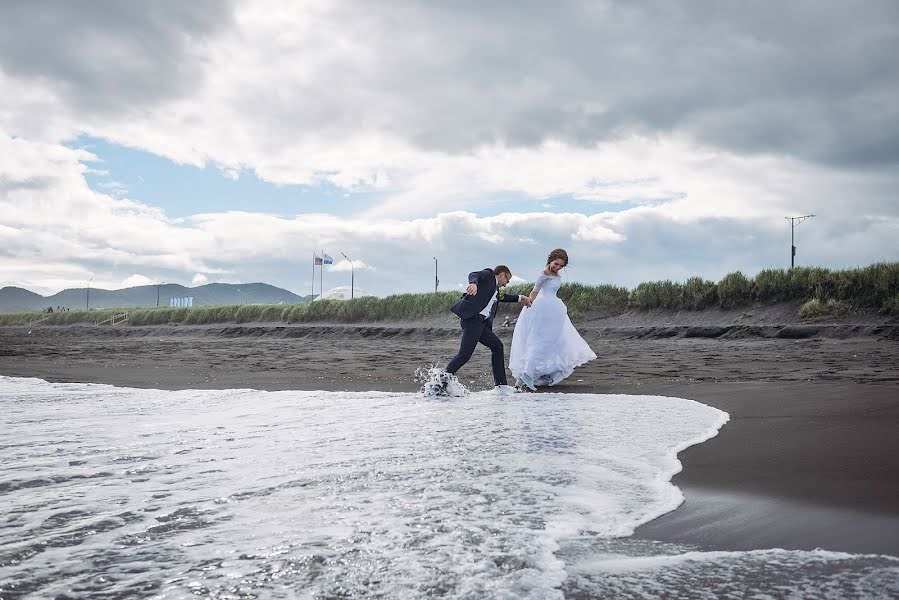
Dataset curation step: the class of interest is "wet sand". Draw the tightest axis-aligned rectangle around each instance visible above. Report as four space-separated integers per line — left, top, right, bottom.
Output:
1 317 897 555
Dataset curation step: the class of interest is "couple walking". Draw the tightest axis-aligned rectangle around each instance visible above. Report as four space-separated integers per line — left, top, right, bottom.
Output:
435 248 596 394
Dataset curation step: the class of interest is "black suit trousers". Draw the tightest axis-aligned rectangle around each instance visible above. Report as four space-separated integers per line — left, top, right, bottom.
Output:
445 316 507 386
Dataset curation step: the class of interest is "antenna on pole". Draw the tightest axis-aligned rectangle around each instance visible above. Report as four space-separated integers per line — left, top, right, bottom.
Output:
433 257 439 292
340 251 354 300
785 214 815 269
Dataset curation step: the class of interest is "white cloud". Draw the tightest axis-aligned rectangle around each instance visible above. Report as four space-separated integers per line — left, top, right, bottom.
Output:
0 257 94 296
121 274 155 288
96 180 128 196
329 259 373 273
2 128 897 299
2 2 897 207
192 273 209 285
0 2 896 300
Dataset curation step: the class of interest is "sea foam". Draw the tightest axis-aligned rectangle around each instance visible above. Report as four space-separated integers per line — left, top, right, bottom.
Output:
1 375 895 599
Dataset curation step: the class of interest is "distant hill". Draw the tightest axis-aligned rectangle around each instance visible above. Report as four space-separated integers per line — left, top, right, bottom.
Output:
0 287 45 312
0 283 311 313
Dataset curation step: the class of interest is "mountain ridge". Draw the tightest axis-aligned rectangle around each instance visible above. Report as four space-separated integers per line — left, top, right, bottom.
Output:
0 283 311 312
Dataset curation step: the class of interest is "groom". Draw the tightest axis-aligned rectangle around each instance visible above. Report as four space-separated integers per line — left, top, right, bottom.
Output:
443 265 531 390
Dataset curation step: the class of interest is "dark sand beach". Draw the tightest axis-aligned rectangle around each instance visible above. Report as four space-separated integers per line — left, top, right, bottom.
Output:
1 308 897 556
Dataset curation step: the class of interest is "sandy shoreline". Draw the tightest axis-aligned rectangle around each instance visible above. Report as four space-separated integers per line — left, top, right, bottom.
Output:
1 319 897 556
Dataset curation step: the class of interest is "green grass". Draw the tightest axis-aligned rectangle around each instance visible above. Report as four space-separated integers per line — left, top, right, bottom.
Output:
798 298 850 320
2 262 896 326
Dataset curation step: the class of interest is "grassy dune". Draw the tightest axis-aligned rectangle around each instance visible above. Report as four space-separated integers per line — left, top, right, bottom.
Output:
2 262 896 327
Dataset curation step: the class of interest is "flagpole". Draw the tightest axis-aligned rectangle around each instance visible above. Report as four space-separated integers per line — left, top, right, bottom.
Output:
320 249 323 300
311 251 315 300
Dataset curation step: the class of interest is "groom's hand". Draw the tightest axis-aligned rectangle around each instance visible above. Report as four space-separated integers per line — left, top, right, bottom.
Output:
466 283 478 295
521 296 532 307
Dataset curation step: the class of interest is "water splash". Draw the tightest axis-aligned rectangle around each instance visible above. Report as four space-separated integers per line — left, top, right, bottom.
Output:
415 364 469 397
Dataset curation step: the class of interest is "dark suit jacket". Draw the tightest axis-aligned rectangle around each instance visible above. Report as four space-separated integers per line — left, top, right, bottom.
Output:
450 268 521 321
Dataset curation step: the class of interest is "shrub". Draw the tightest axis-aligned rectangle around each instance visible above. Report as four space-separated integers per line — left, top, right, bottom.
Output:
4 262 898 325
799 298 849 320
753 268 791 302
630 280 678 310
879 292 899 316
717 271 752 309
682 277 718 310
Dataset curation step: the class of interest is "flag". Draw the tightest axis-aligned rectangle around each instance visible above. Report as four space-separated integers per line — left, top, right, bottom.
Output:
314 255 323 266
323 253 334 265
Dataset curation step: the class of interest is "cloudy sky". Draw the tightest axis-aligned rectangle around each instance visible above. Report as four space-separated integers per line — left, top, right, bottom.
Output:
1 1 897 298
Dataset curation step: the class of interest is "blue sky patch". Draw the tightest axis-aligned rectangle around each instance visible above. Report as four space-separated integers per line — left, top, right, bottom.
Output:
70 136 380 218
71 136 666 220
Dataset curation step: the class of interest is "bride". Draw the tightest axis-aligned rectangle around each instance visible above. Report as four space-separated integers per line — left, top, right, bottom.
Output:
509 248 597 390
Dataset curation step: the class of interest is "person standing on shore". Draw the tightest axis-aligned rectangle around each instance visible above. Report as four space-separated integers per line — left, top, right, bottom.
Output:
434 265 531 394
509 249 596 390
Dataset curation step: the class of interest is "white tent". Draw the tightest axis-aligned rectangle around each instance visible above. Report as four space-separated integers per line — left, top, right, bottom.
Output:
314 286 372 301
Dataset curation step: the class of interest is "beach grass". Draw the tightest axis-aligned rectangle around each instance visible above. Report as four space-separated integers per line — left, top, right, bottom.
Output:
2 262 897 326
798 298 851 320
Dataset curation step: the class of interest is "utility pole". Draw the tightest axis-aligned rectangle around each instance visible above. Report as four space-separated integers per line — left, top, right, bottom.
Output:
433 257 439 292
785 215 816 268
340 251 354 299
86 277 92 311
156 281 165 307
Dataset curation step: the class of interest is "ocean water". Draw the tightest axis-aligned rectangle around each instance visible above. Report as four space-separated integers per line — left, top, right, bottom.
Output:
0 376 896 599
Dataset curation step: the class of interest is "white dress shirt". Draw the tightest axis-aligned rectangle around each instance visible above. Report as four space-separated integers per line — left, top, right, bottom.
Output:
479 290 499 319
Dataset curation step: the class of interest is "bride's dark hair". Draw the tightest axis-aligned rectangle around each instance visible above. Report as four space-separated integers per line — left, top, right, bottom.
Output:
546 248 569 266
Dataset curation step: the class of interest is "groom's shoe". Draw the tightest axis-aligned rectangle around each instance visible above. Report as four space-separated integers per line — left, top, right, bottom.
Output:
438 372 451 394
424 371 451 397
434 371 453 396
518 373 537 391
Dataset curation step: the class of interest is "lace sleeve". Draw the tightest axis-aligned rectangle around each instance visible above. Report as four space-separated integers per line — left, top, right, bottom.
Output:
533 273 550 293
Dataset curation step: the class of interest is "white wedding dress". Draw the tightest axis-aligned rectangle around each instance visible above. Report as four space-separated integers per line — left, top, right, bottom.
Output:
509 273 597 386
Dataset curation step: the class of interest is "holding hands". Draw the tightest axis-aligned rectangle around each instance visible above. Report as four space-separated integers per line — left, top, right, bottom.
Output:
466 281 531 306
